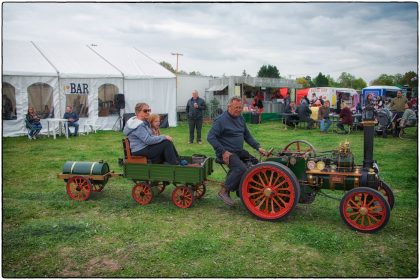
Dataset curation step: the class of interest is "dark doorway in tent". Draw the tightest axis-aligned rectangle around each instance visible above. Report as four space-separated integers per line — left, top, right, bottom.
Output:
2 82 17 120
98 84 119 117
27 83 53 119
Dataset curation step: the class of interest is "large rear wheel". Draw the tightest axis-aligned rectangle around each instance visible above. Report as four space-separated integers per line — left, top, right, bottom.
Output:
340 187 390 233
240 162 300 221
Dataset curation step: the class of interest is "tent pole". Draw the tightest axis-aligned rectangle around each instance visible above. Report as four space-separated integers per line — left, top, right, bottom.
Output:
31 41 61 117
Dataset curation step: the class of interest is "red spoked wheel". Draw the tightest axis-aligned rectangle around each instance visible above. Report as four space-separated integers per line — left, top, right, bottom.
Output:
66 176 91 201
340 187 391 233
91 182 104 193
282 140 316 156
172 186 195 208
132 183 153 205
192 184 206 200
240 162 300 221
154 181 167 195
377 181 395 209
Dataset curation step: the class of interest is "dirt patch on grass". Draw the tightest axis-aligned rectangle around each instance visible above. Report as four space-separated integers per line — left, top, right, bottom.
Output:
85 256 121 277
58 247 81 277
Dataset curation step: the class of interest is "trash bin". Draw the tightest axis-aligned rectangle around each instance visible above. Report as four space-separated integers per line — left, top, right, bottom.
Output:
251 112 259 124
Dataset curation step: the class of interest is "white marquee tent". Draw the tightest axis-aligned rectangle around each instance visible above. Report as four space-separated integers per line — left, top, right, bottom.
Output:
2 40 176 137
90 45 176 127
3 40 59 137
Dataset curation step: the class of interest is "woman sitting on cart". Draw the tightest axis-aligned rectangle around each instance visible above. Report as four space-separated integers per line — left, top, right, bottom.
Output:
124 103 184 165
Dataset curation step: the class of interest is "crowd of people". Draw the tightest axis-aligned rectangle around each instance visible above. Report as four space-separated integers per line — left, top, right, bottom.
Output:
20 87 418 207
281 90 417 136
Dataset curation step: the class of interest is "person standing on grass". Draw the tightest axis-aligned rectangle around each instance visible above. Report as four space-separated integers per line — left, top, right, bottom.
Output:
207 96 267 206
186 90 206 144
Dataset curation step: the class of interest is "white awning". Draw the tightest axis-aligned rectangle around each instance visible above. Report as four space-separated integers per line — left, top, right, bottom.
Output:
207 84 228 91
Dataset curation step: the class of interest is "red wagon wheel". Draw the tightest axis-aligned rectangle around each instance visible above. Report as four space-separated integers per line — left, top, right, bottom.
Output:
192 184 206 199
172 186 195 208
340 187 391 233
66 176 91 201
282 140 316 156
132 183 153 205
153 181 167 194
91 183 104 193
240 162 300 221
377 180 395 209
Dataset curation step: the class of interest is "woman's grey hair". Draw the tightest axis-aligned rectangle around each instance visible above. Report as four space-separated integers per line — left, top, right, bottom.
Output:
135 102 148 113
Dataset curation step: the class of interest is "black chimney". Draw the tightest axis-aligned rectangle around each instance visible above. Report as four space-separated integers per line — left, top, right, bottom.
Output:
362 105 376 169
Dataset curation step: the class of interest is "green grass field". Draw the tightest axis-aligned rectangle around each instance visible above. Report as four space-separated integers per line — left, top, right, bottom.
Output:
2 121 418 277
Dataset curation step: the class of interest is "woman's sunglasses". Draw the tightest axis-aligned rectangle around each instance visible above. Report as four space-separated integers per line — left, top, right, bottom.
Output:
142 109 151 113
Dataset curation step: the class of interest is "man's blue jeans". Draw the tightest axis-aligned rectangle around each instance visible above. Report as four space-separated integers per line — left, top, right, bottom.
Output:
67 121 79 136
320 119 332 132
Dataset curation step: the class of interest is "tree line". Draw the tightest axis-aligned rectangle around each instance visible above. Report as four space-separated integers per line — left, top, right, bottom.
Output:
159 61 417 91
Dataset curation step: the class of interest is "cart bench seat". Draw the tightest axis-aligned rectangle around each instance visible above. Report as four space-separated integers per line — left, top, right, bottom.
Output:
123 138 148 164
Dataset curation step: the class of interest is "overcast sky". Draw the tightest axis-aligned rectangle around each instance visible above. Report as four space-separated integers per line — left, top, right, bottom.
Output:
3 2 418 83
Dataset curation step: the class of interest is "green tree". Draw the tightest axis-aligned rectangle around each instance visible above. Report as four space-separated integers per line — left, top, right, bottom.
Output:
242 69 250 77
370 74 395 86
326 74 339 87
296 77 310 88
189 71 202 76
337 72 355 88
352 78 367 90
257 65 280 78
313 72 329 87
402 71 418 88
305 76 315 87
335 72 367 89
159 61 175 73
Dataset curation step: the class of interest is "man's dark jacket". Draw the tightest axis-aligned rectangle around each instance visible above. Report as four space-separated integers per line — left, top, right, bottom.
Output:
186 97 206 119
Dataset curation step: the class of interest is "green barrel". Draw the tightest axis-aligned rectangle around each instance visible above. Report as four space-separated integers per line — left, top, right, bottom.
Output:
63 161 110 176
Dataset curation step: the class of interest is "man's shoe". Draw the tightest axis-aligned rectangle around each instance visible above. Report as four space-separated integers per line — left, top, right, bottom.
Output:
198 141 202 144
188 141 193 144
218 188 235 206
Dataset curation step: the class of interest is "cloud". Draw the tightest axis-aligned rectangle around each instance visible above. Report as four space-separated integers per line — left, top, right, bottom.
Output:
2 2 418 83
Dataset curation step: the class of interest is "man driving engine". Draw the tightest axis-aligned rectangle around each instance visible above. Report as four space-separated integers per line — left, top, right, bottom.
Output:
207 96 267 206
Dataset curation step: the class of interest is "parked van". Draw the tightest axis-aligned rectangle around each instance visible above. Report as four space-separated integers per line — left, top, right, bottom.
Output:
307 87 358 109
361 86 401 106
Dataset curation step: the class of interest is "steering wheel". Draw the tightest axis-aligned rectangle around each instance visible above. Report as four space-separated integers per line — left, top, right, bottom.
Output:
281 140 316 157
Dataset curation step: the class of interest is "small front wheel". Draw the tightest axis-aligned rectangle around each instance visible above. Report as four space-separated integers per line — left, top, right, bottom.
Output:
132 183 153 205
340 187 391 233
192 184 206 200
66 176 91 201
377 181 395 209
172 186 195 208
91 183 105 193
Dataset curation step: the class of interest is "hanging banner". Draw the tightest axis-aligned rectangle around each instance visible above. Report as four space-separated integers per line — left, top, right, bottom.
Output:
235 85 241 96
64 82 90 94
